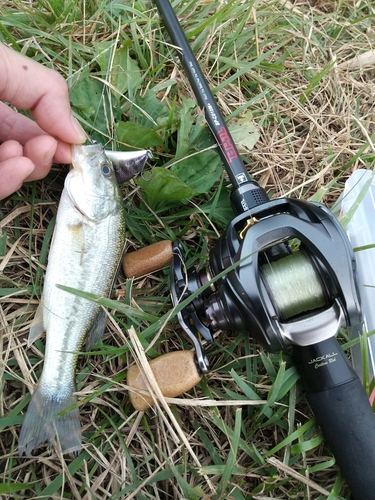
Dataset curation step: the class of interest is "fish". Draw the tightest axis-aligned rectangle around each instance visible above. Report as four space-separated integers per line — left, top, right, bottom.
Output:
18 144 128 456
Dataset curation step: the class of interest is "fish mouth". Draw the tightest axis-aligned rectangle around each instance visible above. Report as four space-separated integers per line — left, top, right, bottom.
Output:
72 143 104 160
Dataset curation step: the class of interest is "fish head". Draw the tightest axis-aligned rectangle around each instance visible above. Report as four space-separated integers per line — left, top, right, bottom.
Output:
66 145 122 221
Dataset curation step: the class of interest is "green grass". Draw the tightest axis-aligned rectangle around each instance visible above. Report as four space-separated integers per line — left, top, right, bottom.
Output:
1 0 375 498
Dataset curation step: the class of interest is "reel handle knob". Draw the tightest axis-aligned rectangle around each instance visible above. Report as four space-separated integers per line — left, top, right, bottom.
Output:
127 350 202 411
294 337 375 500
123 240 173 278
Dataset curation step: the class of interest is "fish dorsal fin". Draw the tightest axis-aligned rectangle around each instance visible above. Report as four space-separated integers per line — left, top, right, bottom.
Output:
28 300 45 346
85 310 107 351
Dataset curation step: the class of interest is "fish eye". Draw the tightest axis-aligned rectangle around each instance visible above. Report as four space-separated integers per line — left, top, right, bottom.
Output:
101 164 112 177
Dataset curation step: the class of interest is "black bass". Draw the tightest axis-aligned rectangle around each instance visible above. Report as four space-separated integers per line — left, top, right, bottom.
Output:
19 144 127 456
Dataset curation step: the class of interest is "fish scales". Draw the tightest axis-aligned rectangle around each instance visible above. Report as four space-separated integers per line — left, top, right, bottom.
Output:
19 144 126 456
42 194 122 390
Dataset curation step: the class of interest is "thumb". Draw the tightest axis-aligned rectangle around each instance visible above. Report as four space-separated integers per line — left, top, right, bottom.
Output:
0 43 86 144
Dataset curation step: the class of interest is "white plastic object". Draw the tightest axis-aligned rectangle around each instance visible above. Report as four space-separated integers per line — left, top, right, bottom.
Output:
340 169 375 382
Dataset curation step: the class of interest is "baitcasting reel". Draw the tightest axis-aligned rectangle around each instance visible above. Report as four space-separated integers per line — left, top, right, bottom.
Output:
170 196 361 374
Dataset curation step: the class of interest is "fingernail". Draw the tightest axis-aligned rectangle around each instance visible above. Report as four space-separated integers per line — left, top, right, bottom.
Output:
70 115 87 143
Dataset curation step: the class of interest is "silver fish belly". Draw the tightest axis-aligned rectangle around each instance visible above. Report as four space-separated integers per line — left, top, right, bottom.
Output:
19 144 126 456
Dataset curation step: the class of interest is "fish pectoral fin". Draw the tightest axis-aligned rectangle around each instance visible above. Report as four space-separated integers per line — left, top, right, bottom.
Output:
28 301 45 346
18 382 81 456
85 310 107 351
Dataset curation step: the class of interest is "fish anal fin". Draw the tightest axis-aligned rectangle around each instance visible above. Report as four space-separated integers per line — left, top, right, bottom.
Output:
85 310 107 351
18 383 81 456
28 301 45 346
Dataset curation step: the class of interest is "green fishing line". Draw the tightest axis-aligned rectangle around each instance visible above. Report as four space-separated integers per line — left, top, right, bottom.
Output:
262 251 326 320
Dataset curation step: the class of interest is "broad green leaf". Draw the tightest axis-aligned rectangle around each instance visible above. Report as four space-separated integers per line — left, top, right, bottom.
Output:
229 111 260 151
70 74 103 118
176 101 220 160
171 149 222 194
116 121 163 149
175 96 196 159
129 90 171 128
69 74 109 137
93 41 114 74
137 167 194 210
188 109 210 146
111 44 141 95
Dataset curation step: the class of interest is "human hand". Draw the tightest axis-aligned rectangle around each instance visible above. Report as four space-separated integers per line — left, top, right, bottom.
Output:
0 43 87 199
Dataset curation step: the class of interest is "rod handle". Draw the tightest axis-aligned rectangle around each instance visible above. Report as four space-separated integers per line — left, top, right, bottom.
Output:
294 338 375 500
307 377 375 500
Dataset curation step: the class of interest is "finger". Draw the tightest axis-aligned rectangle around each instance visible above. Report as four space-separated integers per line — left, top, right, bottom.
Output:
23 135 58 181
0 43 86 144
0 140 23 162
0 101 44 144
0 156 35 200
54 141 73 164
0 103 72 164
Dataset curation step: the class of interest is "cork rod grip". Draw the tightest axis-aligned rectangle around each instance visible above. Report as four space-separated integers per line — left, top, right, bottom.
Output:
123 240 173 278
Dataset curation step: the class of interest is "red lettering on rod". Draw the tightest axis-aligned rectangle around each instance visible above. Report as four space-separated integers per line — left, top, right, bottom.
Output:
217 126 238 163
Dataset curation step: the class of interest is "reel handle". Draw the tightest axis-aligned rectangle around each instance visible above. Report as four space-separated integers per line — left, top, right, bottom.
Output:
127 350 202 410
123 240 173 278
294 337 375 500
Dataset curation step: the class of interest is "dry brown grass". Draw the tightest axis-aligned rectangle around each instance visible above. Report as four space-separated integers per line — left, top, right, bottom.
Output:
1 0 375 498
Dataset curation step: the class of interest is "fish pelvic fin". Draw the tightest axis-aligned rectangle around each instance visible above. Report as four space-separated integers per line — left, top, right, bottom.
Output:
28 301 45 346
19 383 81 456
85 310 107 351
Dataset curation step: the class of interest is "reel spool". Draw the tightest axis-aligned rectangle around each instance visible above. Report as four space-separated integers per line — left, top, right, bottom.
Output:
261 250 327 322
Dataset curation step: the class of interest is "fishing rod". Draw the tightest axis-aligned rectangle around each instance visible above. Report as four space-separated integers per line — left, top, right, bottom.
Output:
153 0 268 216
127 1 375 498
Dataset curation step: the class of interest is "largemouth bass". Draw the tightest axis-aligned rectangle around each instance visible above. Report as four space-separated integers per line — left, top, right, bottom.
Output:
19 144 127 456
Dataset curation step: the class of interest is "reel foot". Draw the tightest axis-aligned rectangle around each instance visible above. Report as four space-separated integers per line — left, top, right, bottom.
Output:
127 350 202 411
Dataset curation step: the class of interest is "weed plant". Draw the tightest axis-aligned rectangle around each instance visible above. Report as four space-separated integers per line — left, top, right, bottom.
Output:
1 0 375 498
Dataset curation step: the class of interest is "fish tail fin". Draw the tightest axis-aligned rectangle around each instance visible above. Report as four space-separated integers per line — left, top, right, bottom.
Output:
19 383 81 456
